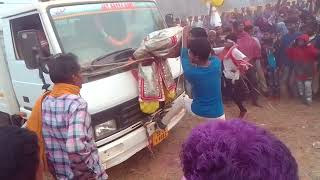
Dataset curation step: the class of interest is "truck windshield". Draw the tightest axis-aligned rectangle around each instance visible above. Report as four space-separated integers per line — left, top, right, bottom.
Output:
49 2 165 66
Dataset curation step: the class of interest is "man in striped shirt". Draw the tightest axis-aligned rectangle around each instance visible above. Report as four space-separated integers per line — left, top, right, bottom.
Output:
42 54 107 179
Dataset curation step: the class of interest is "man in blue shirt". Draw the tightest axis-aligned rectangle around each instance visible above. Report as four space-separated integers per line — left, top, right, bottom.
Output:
278 17 301 97
181 26 225 120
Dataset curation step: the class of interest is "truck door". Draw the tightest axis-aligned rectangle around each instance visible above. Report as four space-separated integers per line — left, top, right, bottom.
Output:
3 12 51 112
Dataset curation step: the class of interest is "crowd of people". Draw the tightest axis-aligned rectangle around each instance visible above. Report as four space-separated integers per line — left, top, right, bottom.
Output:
178 0 319 178
175 0 320 118
0 0 319 180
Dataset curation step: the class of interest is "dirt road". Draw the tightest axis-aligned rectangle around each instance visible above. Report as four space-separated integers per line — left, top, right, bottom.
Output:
108 98 320 180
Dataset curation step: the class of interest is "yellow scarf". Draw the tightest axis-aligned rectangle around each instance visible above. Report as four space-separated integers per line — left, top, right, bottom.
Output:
27 83 80 180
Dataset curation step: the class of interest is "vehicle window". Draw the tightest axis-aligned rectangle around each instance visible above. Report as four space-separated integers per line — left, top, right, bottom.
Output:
50 2 165 66
10 14 50 60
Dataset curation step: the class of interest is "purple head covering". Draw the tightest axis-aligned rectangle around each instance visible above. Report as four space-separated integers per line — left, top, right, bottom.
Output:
181 119 298 180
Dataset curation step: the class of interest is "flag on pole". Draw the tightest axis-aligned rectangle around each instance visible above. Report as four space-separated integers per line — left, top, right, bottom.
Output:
202 0 224 7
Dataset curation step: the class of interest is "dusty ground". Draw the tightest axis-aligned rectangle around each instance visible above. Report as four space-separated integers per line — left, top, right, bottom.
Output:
107 97 320 180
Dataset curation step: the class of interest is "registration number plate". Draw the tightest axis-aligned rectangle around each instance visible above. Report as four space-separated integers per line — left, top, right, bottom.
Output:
151 129 169 146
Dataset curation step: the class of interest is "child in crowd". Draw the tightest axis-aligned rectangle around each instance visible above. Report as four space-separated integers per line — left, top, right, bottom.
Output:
262 36 280 98
287 34 319 105
181 119 298 180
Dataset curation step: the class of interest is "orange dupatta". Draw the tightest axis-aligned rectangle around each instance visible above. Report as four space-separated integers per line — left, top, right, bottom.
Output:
26 83 80 180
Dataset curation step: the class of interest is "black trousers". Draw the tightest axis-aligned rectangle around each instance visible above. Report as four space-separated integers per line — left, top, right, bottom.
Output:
245 67 260 103
225 78 247 113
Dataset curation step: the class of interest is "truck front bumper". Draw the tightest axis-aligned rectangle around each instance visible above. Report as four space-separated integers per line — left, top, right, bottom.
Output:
97 94 187 169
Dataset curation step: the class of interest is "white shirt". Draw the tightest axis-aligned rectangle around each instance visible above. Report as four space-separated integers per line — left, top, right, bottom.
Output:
191 20 203 28
213 47 247 82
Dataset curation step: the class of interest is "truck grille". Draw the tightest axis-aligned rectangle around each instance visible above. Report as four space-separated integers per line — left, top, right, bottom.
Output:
118 98 147 128
91 76 184 141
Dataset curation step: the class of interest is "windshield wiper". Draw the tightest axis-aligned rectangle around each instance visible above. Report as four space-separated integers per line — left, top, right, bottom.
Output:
90 48 135 65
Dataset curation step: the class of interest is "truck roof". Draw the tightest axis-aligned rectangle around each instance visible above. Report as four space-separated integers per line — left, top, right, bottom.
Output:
41 0 156 6
1 0 157 19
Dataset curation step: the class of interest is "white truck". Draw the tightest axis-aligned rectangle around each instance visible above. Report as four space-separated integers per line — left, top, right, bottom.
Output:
0 0 186 169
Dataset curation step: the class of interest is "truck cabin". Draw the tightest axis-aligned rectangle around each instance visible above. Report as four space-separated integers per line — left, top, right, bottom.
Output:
0 0 186 169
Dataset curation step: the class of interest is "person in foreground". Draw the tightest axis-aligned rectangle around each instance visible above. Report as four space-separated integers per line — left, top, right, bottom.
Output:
27 53 107 180
181 119 299 180
181 26 225 120
0 126 39 180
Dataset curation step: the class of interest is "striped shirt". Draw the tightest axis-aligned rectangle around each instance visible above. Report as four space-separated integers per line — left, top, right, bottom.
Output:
42 94 108 180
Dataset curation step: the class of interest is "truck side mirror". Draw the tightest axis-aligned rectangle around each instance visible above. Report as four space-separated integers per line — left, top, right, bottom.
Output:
17 30 44 69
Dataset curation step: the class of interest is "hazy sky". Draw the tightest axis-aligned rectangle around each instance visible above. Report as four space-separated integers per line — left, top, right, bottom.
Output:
157 0 209 17
157 0 276 17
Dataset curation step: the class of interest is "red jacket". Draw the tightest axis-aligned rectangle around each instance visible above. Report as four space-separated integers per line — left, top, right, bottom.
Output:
286 45 318 64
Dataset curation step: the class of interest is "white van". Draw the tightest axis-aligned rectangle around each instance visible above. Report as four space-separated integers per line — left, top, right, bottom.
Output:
0 0 186 169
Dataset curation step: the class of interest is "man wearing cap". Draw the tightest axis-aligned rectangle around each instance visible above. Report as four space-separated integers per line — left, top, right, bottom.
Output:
286 34 319 105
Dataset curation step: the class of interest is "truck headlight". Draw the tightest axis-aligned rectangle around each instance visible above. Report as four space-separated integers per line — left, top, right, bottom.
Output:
95 120 117 138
